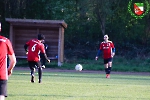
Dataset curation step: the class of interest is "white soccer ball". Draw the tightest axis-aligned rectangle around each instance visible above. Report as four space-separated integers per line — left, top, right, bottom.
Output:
75 64 83 71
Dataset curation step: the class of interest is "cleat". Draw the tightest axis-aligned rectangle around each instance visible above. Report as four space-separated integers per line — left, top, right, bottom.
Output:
31 75 35 83
38 79 42 83
106 74 110 78
42 65 45 69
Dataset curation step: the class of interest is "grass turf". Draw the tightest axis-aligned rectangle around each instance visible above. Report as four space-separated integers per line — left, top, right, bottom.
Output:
7 70 150 100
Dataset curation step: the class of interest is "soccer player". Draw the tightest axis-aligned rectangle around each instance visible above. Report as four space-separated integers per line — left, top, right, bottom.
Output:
24 34 50 83
95 34 115 78
0 22 16 100
40 40 48 68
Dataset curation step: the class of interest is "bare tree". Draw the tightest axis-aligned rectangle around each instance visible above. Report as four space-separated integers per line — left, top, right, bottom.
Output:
92 0 120 35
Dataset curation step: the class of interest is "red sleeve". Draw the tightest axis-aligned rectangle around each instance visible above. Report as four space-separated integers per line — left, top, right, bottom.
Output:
40 44 45 53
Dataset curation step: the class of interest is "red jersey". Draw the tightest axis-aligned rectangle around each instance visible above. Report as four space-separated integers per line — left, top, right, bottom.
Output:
26 39 45 62
0 36 14 80
99 41 115 59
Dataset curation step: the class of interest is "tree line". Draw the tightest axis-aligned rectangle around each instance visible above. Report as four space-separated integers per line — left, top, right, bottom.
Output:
0 0 150 59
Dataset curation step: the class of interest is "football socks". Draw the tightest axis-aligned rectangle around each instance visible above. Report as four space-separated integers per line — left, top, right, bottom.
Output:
108 67 111 74
38 67 42 83
105 68 108 74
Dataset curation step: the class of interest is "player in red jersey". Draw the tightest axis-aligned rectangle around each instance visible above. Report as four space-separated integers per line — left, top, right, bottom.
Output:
0 22 16 99
95 35 115 78
24 34 50 83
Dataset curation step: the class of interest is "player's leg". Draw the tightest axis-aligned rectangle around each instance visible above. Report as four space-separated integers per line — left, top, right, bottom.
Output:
40 53 45 68
28 61 36 83
36 61 42 83
108 58 113 74
42 57 46 68
104 64 109 74
104 59 109 78
106 58 113 78
42 54 46 68
0 80 7 100
108 62 112 73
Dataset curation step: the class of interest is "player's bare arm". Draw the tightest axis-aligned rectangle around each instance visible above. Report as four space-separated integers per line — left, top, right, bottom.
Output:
43 53 51 63
8 53 16 76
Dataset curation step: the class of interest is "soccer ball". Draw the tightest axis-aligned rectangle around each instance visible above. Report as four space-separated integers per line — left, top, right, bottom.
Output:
75 64 83 71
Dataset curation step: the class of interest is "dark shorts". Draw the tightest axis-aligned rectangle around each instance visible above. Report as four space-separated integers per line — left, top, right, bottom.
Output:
0 80 7 97
104 58 113 64
28 61 41 70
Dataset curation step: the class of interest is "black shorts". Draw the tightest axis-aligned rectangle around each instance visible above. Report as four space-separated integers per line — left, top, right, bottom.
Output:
104 58 113 64
28 61 41 70
0 80 7 97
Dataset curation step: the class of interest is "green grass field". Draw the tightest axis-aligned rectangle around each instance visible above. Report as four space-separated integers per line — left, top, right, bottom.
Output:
7 70 150 100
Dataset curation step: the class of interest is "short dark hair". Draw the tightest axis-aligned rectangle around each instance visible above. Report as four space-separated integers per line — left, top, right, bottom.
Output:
38 34 45 40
